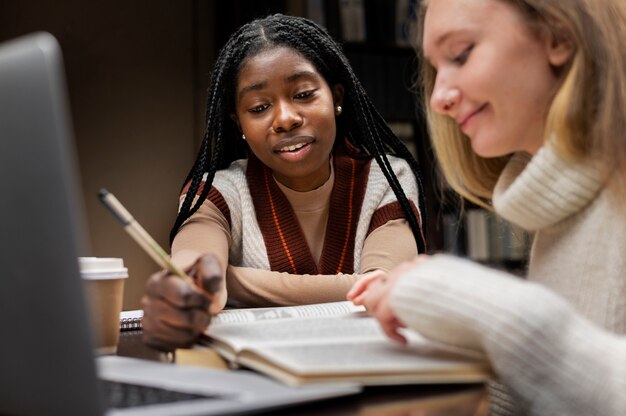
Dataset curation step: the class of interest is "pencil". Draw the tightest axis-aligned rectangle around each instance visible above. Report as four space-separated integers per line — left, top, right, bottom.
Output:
98 188 194 285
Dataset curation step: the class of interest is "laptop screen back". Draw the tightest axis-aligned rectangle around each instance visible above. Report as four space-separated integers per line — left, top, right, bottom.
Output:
0 32 105 415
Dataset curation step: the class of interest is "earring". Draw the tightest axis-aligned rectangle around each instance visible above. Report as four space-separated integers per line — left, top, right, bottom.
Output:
335 105 342 115
242 134 246 140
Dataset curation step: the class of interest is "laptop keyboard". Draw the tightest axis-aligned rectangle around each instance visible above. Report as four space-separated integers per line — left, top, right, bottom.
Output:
101 379 220 409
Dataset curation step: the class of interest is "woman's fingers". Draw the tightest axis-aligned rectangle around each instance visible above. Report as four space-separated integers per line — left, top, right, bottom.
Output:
189 253 223 295
142 263 217 351
347 269 387 301
145 270 210 310
142 296 211 351
141 292 212 351
380 317 407 345
143 295 211 331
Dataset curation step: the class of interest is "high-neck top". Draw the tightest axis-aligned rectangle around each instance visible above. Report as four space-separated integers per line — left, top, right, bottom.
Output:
390 144 626 416
493 144 604 231
492 144 624 333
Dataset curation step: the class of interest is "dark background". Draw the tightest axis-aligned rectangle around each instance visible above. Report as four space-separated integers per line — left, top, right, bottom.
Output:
0 0 443 309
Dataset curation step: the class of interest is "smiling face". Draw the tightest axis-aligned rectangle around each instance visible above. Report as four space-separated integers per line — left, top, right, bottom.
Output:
232 46 343 191
423 0 572 157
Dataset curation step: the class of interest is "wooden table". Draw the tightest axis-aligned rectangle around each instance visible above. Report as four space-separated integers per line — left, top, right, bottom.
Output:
117 330 489 415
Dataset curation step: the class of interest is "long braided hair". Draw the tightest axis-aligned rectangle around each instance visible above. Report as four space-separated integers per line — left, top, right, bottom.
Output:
170 14 427 253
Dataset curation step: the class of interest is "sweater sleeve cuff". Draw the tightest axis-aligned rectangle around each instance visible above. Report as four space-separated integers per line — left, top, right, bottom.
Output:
390 254 626 414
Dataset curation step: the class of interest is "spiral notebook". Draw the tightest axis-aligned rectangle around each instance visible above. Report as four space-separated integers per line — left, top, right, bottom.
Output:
119 309 143 331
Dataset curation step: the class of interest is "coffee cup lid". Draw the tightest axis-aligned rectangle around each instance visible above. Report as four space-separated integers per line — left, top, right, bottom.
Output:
79 257 128 279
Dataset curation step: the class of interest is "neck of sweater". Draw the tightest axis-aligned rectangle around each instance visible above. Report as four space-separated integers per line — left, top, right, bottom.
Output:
275 157 334 212
492 144 604 231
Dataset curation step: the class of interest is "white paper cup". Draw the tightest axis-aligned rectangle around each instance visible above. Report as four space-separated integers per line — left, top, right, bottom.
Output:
79 257 128 355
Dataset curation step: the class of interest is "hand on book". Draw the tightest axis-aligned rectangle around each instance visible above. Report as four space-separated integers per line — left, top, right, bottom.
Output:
141 254 224 351
348 256 429 345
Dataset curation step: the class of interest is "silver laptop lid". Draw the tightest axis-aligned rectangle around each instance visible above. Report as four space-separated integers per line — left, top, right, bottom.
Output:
0 32 104 415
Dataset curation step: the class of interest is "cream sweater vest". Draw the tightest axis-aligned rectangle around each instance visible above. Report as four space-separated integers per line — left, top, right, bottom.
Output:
211 153 419 274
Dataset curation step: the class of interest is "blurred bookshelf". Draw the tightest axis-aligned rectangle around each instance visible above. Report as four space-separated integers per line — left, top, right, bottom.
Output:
439 189 531 274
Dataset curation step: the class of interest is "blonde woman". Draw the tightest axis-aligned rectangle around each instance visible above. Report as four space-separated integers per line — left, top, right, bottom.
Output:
349 0 626 415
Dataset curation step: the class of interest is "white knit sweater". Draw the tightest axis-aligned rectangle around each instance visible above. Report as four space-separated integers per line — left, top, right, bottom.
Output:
391 145 626 416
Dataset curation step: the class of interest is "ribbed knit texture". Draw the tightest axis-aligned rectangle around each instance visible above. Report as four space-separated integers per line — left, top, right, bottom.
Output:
493 145 603 231
390 144 626 415
392 256 626 416
246 146 370 274
192 142 419 274
494 145 626 333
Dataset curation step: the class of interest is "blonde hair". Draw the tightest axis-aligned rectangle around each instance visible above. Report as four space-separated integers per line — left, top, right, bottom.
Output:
417 0 626 206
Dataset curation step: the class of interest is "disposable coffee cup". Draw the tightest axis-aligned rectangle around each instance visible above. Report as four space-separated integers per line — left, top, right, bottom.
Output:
79 257 128 355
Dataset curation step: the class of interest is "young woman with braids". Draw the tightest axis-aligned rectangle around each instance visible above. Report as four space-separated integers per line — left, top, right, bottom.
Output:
349 0 626 414
141 14 427 351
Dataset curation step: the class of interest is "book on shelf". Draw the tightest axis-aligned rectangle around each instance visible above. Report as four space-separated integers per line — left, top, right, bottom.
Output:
338 0 366 42
199 301 491 386
465 209 491 262
463 208 531 264
305 0 326 27
119 309 143 331
395 0 419 47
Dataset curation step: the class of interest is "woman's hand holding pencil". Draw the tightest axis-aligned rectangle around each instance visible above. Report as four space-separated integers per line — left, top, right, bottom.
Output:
99 189 224 351
141 254 224 352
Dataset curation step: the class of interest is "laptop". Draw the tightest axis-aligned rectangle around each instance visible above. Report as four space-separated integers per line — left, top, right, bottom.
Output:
0 32 360 415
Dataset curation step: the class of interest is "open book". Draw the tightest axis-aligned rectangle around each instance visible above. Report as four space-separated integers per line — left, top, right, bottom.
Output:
201 301 491 386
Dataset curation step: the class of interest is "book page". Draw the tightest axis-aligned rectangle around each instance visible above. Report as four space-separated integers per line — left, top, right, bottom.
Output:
245 340 488 375
207 313 381 352
211 301 365 326
205 307 491 385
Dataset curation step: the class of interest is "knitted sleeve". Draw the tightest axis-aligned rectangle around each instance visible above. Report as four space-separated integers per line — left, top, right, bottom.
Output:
390 254 626 416
170 198 230 280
